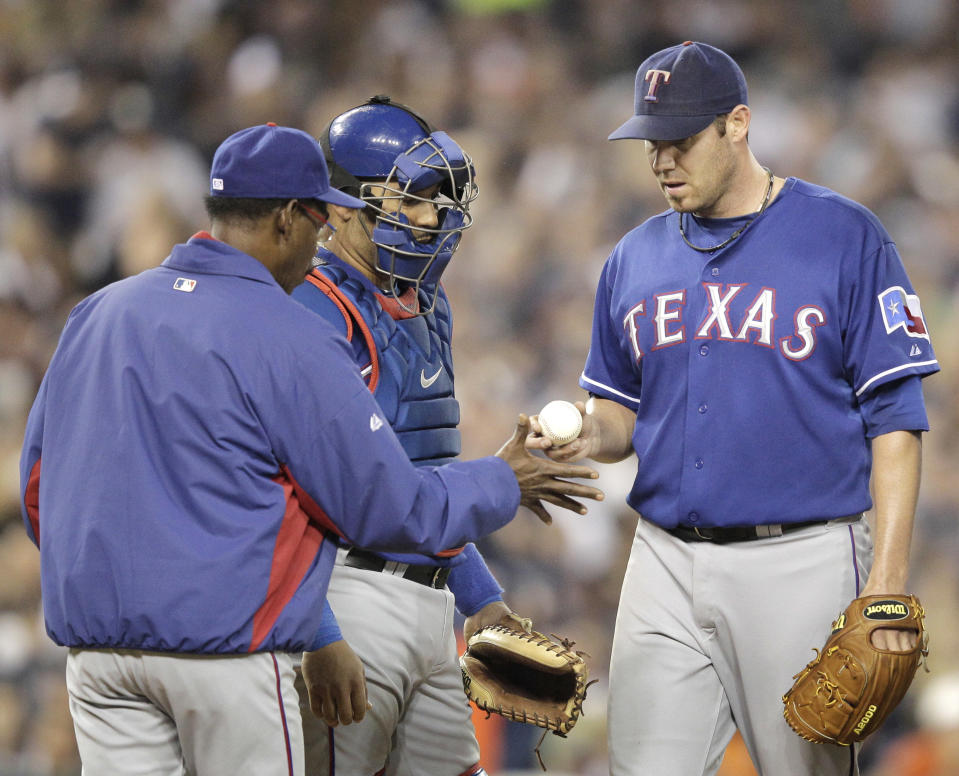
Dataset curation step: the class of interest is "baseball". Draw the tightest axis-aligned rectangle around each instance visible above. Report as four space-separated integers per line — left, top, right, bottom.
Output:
538 400 583 446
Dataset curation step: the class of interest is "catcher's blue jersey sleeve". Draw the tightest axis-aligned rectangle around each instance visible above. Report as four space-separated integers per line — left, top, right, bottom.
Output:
446 543 504 617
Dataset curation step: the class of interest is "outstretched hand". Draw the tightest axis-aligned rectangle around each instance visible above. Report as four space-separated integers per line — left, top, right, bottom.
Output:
496 414 604 524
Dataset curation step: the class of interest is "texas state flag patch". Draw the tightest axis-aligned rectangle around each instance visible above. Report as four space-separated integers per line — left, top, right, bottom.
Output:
878 286 928 339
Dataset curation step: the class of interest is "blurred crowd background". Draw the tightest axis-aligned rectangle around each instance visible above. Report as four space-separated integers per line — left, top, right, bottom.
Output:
1 0 957 774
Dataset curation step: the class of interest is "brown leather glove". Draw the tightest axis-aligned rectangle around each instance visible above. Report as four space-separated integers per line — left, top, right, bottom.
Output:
782 593 927 745
459 618 591 736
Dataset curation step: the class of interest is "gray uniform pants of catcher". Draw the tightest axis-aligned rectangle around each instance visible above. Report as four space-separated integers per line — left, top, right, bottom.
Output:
297 551 481 776
66 649 303 776
607 516 871 776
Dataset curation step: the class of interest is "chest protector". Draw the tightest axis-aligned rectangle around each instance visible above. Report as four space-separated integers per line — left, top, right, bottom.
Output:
307 265 460 466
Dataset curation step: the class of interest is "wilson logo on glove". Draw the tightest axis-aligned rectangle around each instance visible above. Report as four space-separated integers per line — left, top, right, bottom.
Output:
862 601 909 620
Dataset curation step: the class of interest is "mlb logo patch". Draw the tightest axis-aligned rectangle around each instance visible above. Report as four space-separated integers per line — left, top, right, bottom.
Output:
878 286 928 339
211 178 224 191
173 277 197 292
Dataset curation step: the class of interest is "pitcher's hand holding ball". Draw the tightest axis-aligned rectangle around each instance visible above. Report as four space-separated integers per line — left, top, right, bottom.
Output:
529 400 593 462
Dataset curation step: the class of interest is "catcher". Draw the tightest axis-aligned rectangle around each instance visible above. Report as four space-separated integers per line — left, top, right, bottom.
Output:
293 98 553 776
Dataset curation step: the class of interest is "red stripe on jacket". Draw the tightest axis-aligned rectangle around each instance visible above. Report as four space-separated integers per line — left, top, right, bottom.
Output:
249 466 342 651
24 458 41 542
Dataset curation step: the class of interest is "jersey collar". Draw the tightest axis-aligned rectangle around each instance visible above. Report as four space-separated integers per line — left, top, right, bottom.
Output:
162 233 281 286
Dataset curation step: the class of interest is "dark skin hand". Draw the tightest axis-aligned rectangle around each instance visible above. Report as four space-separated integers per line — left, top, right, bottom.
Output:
303 606 536 726
301 640 371 726
495 415 604 525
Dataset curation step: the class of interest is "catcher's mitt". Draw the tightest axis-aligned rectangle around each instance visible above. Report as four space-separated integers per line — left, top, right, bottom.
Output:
459 620 592 738
782 593 927 745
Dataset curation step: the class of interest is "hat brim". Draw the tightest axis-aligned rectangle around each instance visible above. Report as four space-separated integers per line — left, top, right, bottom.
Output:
608 113 716 142
316 188 366 209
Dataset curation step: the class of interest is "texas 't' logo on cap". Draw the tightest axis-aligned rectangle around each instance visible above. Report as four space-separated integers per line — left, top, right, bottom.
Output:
644 69 671 102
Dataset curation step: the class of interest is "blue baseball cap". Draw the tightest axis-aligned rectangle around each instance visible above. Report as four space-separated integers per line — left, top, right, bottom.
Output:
210 123 364 208
609 41 748 142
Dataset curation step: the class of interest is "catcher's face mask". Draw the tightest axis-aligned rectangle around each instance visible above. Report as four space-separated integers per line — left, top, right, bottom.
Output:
360 131 476 314
321 96 477 315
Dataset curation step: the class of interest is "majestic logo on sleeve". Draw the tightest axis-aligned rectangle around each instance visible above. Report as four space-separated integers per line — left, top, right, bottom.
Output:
644 69 671 102
878 287 929 339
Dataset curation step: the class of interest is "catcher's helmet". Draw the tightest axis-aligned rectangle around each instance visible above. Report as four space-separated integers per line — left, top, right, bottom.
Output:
320 95 476 313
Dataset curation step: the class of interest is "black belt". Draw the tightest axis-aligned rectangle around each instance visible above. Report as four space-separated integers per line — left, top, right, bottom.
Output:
666 519 834 544
342 547 451 589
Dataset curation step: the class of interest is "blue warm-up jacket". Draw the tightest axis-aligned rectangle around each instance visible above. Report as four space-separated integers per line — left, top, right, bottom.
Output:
20 234 519 654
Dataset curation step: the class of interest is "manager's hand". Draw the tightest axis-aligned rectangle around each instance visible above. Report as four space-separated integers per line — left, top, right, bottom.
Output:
496 414 604 525
301 640 371 727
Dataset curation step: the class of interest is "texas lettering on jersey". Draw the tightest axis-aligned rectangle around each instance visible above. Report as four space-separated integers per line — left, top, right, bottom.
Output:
624 282 828 363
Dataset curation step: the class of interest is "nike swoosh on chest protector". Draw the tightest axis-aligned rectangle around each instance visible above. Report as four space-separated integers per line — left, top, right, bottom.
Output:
420 367 443 388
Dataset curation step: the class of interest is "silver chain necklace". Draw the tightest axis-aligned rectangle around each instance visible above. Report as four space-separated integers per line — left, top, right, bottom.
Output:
678 167 774 253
